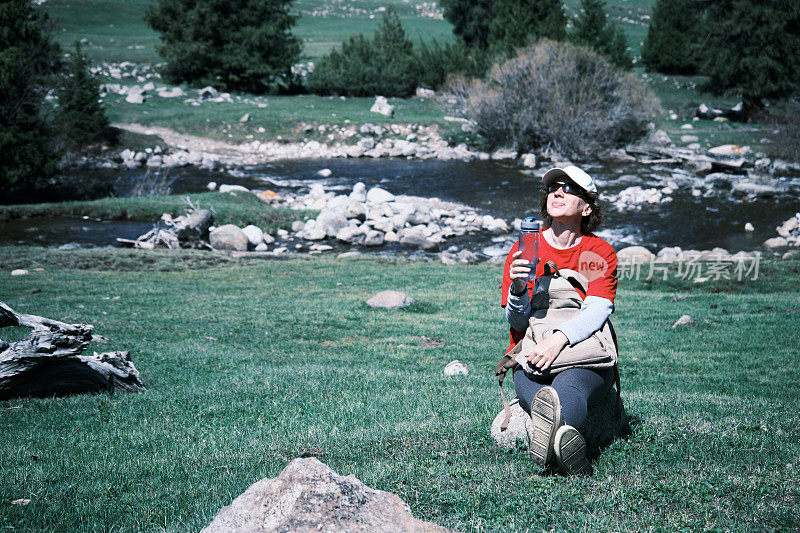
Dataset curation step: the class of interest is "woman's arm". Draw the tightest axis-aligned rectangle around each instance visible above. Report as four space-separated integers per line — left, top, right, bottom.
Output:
555 296 614 346
505 288 531 332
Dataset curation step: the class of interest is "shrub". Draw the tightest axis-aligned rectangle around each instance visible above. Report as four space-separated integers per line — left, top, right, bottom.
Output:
0 0 61 204
56 41 109 149
441 40 660 157
145 0 301 94
414 40 489 91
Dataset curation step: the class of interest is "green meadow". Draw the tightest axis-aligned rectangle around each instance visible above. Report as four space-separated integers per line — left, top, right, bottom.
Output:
1 248 798 531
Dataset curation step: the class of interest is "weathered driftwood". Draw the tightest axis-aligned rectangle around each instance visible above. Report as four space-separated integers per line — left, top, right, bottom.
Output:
0 302 145 400
117 204 213 250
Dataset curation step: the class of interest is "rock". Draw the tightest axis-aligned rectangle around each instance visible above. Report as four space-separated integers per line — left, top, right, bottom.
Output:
671 315 694 328
125 88 145 104
263 233 275 244
521 153 537 168
366 290 414 309
681 135 699 143
439 253 457 265
647 130 672 146
255 243 268 252
219 184 250 194
316 210 349 238
782 250 800 260
617 246 654 263
366 187 395 204
776 213 800 238
444 360 468 376
317 168 332 177
415 87 435 98
764 237 789 249
336 225 366 244
209 225 249 251
709 144 750 157
732 182 779 198
350 182 367 202
370 95 395 116
490 399 533 450
491 149 516 160
745 222 755 232
363 230 385 247
241 225 264 247
457 250 478 263
201 457 448 533
258 190 281 201
199 86 219 100
11 269 29 276
239 113 250 123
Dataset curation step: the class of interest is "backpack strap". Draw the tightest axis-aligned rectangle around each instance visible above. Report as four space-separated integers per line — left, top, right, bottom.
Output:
494 347 521 431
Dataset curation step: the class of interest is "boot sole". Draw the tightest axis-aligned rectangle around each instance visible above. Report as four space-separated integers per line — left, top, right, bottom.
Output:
528 386 562 466
554 425 593 476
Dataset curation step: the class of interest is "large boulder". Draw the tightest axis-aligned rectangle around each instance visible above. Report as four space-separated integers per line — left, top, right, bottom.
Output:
241 225 264 247
202 457 448 533
210 225 249 251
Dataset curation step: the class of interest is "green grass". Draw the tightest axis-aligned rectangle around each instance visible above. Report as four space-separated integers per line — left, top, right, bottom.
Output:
0 192 314 234
1 249 798 531
105 92 454 142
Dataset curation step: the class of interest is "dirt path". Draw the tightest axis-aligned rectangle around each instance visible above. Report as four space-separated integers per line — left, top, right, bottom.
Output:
112 123 250 157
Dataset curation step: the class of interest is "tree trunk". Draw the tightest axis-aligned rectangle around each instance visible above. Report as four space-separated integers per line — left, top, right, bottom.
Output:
117 208 213 249
0 301 145 400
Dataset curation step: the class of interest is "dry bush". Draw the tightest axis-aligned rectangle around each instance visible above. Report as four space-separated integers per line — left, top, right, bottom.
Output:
441 40 661 157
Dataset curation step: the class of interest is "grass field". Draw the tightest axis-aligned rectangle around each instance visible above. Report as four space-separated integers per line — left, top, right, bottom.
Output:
1 249 798 531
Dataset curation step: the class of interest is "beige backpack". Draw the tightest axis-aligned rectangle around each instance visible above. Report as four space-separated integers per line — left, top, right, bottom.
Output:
495 262 620 431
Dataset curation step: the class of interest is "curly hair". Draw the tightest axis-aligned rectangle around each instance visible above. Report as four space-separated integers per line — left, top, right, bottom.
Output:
538 186 604 234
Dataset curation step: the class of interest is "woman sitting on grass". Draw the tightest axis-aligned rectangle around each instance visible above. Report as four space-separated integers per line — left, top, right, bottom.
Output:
501 165 618 476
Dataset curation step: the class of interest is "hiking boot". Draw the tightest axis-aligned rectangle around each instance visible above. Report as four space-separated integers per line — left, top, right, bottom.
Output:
528 386 563 466
554 424 593 476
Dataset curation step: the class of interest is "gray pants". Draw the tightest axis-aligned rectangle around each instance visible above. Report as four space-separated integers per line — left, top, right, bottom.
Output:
513 365 613 428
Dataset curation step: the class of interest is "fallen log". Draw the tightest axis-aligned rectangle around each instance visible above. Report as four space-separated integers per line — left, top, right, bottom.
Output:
0 301 145 400
117 202 213 250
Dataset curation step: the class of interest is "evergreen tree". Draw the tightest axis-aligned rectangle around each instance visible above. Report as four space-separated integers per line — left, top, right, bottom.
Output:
145 0 302 93
487 0 567 57
56 42 109 148
641 0 706 74
0 0 61 203
702 0 800 119
308 7 418 96
439 0 494 51
571 0 632 69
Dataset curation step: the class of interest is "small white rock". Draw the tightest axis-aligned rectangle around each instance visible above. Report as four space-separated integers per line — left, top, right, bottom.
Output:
11 269 29 276
671 315 694 328
317 168 332 177
744 222 755 232
444 360 469 376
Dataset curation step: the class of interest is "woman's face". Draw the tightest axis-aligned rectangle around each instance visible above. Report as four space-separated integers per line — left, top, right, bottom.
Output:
546 181 593 222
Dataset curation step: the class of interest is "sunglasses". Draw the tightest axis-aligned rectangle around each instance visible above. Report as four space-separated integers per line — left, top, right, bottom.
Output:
547 182 585 196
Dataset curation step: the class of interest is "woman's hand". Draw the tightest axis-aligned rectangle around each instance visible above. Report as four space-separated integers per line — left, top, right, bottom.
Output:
526 330 569 371
509 250 531 280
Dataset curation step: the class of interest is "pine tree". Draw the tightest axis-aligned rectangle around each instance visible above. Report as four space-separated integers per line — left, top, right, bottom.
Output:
571 0 632 69
641 0 706 74
56 42 109 148
702 0 800 119
0 0 61 203
145 0 302 93
487 0 567 56
439 0 494 51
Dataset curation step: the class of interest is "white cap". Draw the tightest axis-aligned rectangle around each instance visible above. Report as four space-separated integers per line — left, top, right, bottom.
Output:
542 165 597 195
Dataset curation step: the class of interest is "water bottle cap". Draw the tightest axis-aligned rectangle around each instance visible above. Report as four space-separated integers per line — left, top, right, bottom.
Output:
520 217 539 232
